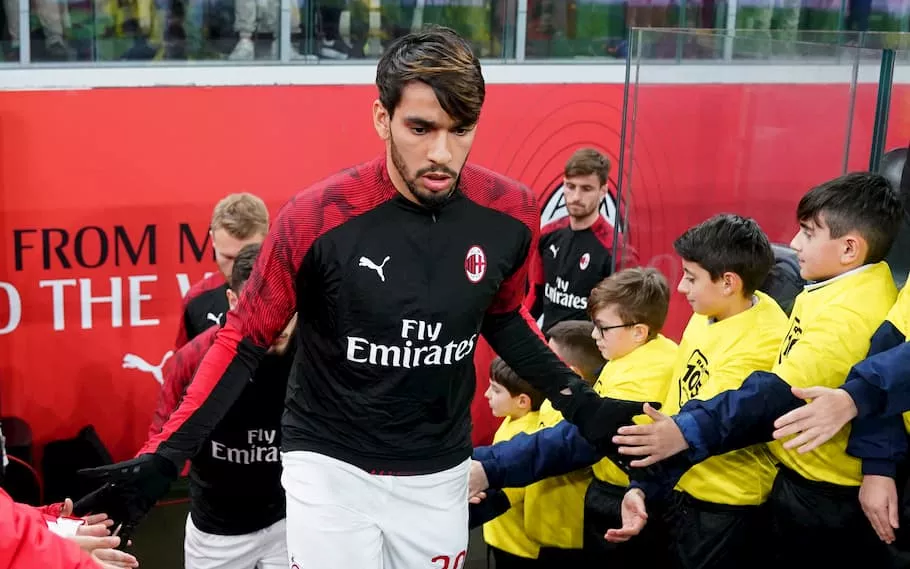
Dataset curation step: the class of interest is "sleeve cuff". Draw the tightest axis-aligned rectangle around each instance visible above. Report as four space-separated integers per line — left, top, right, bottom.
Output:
479 458 504 490
862 458 898 478
673 412 709 463
842 378 883 420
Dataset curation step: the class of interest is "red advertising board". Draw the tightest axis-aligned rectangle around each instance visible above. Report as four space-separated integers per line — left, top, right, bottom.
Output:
0 80 907 462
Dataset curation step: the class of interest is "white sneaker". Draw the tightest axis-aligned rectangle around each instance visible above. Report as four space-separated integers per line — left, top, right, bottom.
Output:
228 38 255 60
270 40 318 61
318 39 350 60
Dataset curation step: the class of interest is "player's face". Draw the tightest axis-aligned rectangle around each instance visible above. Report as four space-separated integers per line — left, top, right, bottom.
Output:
373 82 477 209
484 380 521 418
563 174 606 222
790 215 860 281
678 260 733 319
590 304 643 360
211 229 265 282
268 314 298 355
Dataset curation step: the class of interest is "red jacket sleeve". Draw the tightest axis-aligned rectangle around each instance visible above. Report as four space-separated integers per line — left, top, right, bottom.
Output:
0 490 98 569
139 193 312 462
522 245 545 317
175 309 190 350
148 326 218 439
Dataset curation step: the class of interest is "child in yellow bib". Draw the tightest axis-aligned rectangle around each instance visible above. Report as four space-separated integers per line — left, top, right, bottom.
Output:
483 357 545 568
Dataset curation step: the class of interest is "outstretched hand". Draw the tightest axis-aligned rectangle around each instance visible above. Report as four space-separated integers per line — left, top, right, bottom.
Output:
772 386 857 454
605 489 648 543
75 454 178 546
613 404 688 467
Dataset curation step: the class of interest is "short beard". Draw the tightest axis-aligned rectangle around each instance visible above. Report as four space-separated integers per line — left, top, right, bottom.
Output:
390 134 460 209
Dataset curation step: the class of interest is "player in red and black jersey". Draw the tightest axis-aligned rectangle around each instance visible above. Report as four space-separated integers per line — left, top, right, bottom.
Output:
526 149 637 335
175 193 269 349
79 27 652 569
154 243 295 569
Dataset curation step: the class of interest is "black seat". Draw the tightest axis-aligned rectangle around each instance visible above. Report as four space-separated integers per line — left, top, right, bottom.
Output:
881 147 910 288
760 243 805 316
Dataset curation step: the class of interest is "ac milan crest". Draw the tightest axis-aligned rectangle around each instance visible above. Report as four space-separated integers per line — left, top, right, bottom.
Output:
580 252 591 270
465 246 487 283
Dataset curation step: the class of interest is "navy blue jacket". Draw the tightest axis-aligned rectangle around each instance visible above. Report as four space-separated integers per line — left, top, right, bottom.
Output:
844 321 909 477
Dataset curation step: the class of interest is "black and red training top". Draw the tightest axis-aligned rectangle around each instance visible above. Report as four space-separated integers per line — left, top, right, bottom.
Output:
142 155 583 475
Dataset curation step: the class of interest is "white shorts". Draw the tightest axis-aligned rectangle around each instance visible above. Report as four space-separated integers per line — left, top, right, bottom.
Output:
184 515 288 569
282 451 470 569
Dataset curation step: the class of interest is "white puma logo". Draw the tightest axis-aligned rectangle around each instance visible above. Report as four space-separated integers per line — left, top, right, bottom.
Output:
122 351 174 385
549 244 559 258
358 256 391 282
207 312 223 325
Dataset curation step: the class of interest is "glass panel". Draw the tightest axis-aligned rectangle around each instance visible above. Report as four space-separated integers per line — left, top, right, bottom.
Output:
615 28 883 325
372 0 515 60
23 0 283 61
1 0 19 60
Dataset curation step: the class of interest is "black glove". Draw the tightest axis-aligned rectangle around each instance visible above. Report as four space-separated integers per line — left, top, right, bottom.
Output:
468 489 512 529
560 388 660 459
75 453 178 547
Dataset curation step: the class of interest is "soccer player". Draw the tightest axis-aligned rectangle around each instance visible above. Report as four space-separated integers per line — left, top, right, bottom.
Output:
526 148 635 335
151 243 295 569
471 266 677 569
606 215 789 569
76 26 648 568
612 173 903 569
175 193 269 348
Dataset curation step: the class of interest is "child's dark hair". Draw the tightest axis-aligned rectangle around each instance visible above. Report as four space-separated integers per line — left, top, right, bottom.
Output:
674 214 774 296
230 243 261 293
489 357 544 411
797 172 903 264
547 320 606 384
587 267 670 340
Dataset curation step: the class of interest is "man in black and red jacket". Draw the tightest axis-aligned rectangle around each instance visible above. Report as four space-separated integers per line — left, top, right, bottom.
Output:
526 148 637 335
78 26 654 569
152 242 295 569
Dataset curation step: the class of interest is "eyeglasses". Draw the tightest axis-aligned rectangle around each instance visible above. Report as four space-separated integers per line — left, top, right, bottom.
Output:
593 322 639 336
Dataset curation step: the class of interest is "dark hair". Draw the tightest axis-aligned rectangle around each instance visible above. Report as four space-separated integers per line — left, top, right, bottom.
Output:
546 320 606 383
490 357 544 411
587 267 670 340
230 243 261 292
376 26 485 126
565 148 611 187
674 214 774 296
796 172 903 264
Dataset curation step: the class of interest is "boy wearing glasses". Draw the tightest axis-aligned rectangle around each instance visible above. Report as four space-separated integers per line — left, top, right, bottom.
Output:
472 266 677 568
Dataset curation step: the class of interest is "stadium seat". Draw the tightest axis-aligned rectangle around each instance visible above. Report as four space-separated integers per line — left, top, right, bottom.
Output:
0 417 40 506
881 147 910 288
760 243 805 316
